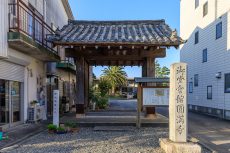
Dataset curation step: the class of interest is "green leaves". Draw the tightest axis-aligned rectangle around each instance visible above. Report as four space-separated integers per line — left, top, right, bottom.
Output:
101 66 127 88
98 79 111 97
155 60 170 78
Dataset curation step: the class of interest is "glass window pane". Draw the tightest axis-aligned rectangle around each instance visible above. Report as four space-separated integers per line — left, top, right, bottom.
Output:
195 0 199 9
225 74 230 93
194 74 199 87
216 22 222 39
11 81 20 122
195 31 199 44
203 48 207 62
0 80 9 125
207 86 212 99
189 82 193 93
203 2 208 17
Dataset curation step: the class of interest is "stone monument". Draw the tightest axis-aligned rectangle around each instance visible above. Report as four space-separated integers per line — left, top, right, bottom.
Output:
159 63 201 153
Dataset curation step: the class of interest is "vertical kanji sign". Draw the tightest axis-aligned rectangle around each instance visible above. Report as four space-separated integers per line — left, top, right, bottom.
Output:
169 63 187 142
53 90 59 127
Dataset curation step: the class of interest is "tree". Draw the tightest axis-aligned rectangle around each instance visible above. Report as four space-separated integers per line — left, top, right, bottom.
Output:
98 78 111 97
155 60 170 78
155 60 161 77
101 66 127 94
92 73 97 79
161 66 170 77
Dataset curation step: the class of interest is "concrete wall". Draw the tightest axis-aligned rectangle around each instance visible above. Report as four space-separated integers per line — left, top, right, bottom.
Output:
180 0 230 119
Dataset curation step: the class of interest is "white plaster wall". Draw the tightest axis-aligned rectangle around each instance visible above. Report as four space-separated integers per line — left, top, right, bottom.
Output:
180 0 230 110
45 0 69 29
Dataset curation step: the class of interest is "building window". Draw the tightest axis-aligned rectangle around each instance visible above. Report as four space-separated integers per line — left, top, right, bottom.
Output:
207 86 212 99
195 31 199 44
189 82 193 93
202 48 207 62
194 74 199 87
216 22 222 39
195 0 199 9
225 73 230 93
203 2 208 17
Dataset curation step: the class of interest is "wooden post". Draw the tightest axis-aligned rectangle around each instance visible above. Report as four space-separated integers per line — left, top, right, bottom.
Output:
146 57 156 116
136 83 142 128
75 57 85 114
84 61 89 108
147 57 155 78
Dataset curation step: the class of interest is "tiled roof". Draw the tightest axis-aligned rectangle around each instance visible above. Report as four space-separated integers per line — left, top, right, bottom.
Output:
47 20 184 46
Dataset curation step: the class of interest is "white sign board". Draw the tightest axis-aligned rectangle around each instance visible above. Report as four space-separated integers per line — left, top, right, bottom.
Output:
53 90 59 127
143 88 169 106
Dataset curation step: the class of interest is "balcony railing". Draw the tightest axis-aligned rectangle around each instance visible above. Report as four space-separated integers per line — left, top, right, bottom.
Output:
8 0 59 54
60 58 75 66
57 58 76 71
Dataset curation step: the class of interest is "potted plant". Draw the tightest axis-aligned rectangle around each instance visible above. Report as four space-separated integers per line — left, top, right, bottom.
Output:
56 127 67 134
47 124 57 134
64 122 79 133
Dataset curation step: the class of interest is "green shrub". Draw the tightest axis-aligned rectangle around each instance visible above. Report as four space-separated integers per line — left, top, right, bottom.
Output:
98 79 111 97
64 122 78 128
96 96 108 109
47 124 57 131
56 127 65 132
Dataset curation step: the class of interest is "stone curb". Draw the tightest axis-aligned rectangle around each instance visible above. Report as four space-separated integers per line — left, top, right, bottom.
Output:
188 135 217 153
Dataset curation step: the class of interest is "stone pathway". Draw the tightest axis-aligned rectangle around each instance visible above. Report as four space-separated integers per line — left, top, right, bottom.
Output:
0 123 45 149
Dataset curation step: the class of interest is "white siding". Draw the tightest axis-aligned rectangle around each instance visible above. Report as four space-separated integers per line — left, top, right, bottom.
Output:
180 0 230 110
45 0 69 29
0 0 9 58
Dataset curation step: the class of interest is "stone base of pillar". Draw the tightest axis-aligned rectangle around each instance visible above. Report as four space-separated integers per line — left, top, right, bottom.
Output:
76 104 85 114
145 107 156 118
159 138 201 153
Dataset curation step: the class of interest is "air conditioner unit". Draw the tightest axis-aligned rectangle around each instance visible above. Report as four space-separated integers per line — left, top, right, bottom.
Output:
28 105 42 122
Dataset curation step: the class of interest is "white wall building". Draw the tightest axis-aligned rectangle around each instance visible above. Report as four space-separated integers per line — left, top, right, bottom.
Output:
0 0 74 129
180 0 230 120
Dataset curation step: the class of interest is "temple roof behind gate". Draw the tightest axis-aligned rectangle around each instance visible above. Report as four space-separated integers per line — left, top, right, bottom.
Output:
47 20 184 47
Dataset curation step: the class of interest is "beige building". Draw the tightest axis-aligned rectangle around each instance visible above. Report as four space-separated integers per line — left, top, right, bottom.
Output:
0 0 75 129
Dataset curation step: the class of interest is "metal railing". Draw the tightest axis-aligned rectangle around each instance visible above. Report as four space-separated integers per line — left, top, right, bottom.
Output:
60 58 76 66
8 0 59 54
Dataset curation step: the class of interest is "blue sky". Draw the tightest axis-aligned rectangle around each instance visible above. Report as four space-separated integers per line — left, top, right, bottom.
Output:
69 0 180 78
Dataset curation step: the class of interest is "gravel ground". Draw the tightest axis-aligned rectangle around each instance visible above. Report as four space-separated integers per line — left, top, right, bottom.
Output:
1 127 211 153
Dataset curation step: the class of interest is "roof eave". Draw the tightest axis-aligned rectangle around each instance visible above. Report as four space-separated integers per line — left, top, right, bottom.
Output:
51 41 181 48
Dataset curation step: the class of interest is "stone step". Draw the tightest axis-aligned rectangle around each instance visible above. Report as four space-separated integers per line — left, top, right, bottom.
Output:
93 126 136 131
60 114 168 127
86 111 144 116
